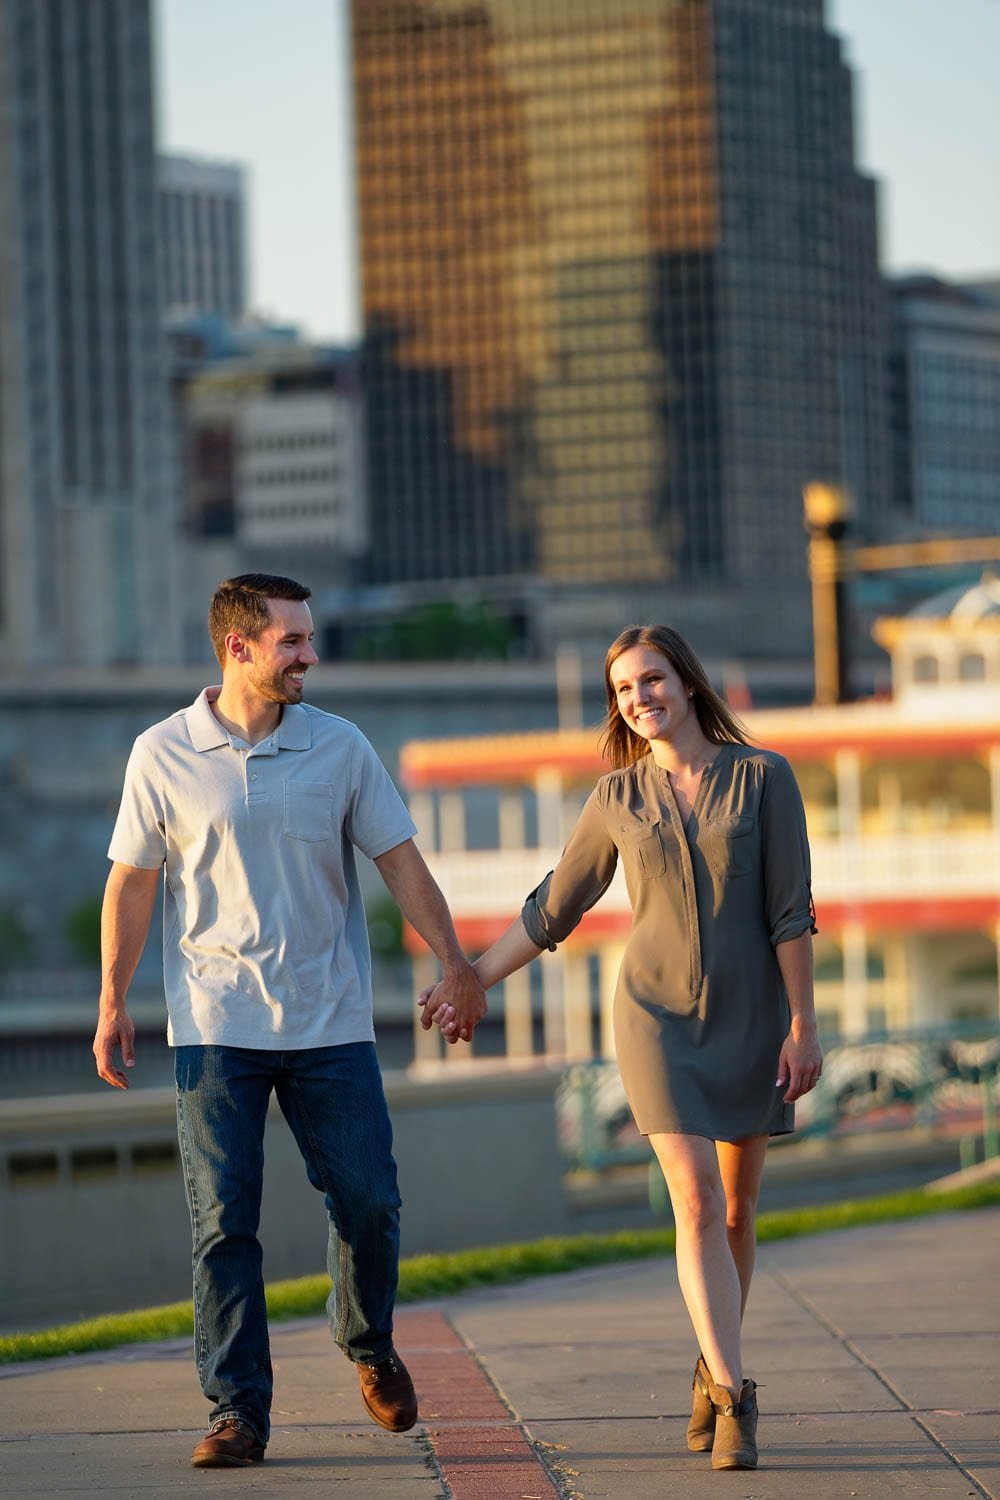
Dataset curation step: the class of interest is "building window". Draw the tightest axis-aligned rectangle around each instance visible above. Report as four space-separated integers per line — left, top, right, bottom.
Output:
912 655 939 683
958 652 986 681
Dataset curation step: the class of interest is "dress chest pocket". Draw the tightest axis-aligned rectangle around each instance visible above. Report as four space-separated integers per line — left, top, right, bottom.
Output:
620 822 671 880
283 782 335 843
703 814 754 878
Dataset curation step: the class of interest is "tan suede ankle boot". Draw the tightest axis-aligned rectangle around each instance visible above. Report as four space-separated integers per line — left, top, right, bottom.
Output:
686 1355 715 1452
708 1376 758 1470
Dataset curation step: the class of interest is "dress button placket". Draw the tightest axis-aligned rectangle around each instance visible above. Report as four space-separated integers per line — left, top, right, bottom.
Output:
661 777 703 1002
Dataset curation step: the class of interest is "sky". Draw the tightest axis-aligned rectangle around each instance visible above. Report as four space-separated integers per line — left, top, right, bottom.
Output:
155 0 1000 345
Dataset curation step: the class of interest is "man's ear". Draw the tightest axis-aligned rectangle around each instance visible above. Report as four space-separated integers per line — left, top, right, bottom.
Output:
224 631 251 663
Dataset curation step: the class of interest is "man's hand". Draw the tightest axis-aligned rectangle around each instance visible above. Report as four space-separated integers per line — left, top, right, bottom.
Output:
419 964 486 1044
776 1020 823 1103
93 1005 136 1090
375 840 488 1043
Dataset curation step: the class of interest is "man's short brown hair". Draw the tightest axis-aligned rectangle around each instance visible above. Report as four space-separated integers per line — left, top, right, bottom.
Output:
208 574 312 668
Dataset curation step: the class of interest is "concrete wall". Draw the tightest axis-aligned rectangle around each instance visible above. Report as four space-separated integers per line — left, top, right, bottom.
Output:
0 1065 569 1330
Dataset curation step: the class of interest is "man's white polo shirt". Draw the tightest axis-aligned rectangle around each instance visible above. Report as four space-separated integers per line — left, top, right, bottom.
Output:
108 688 416 1049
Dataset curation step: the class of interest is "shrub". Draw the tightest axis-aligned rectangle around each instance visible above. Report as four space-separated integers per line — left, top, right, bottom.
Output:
64 895 103 966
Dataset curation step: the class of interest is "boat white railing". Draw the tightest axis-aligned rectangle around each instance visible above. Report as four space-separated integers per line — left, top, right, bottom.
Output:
424 831 1000 917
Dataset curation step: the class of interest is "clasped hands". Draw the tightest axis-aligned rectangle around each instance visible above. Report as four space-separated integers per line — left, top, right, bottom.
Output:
418 961 486 1045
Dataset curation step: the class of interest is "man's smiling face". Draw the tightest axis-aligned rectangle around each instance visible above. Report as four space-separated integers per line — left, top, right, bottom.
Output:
242 598 318 704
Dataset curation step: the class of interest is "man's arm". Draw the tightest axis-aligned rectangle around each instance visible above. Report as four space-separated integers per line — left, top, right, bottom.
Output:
92 862 160 1089
373 838 487 1043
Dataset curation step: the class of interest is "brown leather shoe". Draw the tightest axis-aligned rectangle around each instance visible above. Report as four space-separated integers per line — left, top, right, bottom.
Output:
191 1417 265 1467
357 1350 418 1432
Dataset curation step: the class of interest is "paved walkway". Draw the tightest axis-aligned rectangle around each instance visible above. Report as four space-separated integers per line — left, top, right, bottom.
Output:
2 1209 998 1498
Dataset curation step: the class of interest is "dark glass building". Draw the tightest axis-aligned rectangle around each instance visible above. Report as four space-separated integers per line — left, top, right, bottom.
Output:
353 0 890 651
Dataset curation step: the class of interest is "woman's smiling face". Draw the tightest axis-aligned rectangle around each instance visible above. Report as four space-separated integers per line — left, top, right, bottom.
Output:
609 644 693 745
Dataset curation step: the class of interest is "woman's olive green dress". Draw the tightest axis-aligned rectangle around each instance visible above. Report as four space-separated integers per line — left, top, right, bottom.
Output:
521 745 816 1140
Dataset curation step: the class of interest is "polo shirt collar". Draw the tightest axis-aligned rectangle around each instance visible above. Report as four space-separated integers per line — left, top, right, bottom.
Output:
186 687 313 753
187 688 229 751
276 704 311 750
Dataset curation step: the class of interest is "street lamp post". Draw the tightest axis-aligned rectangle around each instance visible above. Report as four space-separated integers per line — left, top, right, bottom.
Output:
803 482 850 706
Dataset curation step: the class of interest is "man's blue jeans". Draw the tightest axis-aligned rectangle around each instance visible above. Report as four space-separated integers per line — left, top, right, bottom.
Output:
174 1042 401 1445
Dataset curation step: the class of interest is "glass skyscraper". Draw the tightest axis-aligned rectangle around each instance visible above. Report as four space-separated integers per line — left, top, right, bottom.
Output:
0 0 179 666
158 154 247 322
354 0 889 651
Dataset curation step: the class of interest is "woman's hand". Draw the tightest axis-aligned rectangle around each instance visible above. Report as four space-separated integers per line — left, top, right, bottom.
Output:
418 982 461 1042
776 1021 823 1102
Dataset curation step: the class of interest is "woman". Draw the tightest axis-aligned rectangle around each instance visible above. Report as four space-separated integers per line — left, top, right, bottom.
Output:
421 624 822 1471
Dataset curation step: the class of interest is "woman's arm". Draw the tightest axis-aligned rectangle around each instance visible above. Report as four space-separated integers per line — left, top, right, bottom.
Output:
420 783 618 1040
774 931 822 1102
474 916 545 988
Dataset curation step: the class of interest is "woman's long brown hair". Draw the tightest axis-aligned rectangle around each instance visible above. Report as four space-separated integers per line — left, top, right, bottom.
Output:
600 624 752 770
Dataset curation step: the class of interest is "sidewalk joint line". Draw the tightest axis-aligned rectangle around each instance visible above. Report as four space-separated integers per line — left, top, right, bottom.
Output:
909 1413 995 1500
766 1266 911 1410
767 1267 995 1499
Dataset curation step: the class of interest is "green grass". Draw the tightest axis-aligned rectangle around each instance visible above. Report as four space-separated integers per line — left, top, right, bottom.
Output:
3 1178 998 1366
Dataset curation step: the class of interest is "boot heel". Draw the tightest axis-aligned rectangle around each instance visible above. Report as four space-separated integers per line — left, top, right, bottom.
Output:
686 1355 715 1452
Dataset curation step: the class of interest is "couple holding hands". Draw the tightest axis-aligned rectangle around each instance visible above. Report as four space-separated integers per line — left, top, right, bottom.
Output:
95 574 820 1473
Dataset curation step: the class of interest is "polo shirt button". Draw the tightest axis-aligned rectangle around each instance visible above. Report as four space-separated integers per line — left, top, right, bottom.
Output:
251 772 259 781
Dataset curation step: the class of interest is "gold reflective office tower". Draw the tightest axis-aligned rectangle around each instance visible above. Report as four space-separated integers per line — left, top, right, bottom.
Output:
354 0 888 628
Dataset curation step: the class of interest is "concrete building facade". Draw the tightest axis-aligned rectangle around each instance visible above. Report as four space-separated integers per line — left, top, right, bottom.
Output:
179 346 367 584
236 390 367 556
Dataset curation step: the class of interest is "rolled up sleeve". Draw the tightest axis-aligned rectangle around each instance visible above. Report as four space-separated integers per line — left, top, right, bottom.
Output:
760 756 818 946
521 785 618 951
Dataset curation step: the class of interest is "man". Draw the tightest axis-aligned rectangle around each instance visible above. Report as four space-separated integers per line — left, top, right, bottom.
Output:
93 574 486 1468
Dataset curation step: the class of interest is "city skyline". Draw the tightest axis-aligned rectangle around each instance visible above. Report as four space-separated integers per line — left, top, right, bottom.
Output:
156 0 1000 344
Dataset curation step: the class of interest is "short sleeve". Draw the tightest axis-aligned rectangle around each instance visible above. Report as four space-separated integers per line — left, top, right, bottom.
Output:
107 741 168 870
522 784 618 951
345 732 417 859
760 756 818 946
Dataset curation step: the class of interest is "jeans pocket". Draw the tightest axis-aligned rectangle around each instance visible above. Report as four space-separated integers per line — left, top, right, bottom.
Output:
283 782 334 842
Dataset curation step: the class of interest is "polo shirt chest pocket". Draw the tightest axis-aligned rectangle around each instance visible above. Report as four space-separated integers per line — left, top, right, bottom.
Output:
283 782 335 842
703 815 754 878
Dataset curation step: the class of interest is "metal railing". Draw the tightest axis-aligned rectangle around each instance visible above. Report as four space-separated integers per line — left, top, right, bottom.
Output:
559 1023 1000 1175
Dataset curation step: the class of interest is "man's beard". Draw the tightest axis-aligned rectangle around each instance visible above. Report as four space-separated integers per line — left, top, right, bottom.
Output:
249 665 301 703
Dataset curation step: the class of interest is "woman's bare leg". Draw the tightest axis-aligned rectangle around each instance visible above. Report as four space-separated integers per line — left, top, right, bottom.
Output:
715 1135 770 1320
648 1132 743 1390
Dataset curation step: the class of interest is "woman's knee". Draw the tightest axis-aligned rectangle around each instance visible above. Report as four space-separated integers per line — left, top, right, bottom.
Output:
670 1175 727 1238
725 1192 758 1241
